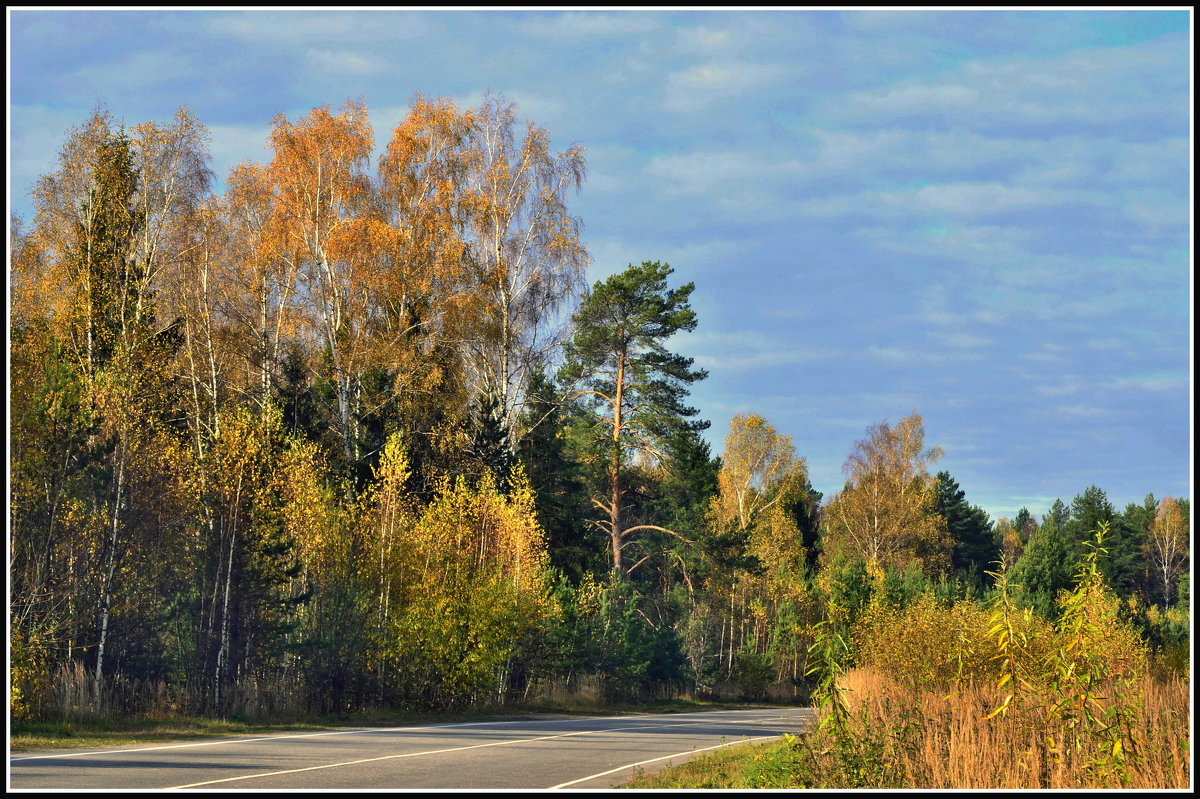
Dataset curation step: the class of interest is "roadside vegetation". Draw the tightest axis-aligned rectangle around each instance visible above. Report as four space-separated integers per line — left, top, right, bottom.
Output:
10 97 1189 790
11 697 755 752
624 527 1190 789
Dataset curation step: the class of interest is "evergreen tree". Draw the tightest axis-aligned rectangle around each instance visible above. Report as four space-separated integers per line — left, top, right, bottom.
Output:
932 471 997 585
1013 507 1038 541
1062 485 1124 590
1108 494 1155 599
517 369 596 580
559 260 708 578
1009 516 1073 619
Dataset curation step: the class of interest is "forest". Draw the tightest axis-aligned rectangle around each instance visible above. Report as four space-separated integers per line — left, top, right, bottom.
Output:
8 94 1190 786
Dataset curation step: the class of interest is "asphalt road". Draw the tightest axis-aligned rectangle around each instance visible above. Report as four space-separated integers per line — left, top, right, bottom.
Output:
9 707 813 791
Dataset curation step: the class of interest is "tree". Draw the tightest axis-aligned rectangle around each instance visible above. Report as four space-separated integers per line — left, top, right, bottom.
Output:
715 413 803 535
932 471 996 584
713 413 814 598
823 413 951 576
366 94 479 477
657 427 721 525
1062 485 1134 591
517 369 594 579
1145 496 1188 607
459 93 589 451
1106 494 1154 599
559 260 708 578
265 99 375 469
1009 515 1072 619
1013 507 1038 542
996 517 1023 568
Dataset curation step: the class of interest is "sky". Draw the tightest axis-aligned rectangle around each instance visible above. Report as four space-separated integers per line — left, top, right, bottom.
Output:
7 8 1193 523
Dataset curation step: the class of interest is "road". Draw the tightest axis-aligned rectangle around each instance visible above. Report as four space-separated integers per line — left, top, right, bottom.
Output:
9 707 813 790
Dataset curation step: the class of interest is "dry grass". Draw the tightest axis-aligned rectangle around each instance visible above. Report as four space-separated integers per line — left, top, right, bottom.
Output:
828 666 1191 789
622 668 1191 789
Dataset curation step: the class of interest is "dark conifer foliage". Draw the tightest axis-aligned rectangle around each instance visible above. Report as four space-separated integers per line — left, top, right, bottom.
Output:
933 471 997 585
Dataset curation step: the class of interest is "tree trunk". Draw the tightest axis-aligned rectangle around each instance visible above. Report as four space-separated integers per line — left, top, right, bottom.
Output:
94 434 126 710
610 350 625 577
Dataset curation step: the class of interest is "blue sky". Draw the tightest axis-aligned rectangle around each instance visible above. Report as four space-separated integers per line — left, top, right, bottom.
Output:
8 8 1193 523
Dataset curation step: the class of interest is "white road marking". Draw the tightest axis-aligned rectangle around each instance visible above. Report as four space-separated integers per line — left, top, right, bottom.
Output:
547 733 783 789
165 719 716 790
11 711 802 763
9 720 518 762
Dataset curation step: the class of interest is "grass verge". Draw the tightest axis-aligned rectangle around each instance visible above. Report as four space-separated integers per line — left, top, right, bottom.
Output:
9 698 764 753
620 738 797 788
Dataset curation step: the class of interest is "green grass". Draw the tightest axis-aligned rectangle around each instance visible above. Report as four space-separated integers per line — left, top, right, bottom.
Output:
9 699 768 753
620 737 803 788
10 708 543 752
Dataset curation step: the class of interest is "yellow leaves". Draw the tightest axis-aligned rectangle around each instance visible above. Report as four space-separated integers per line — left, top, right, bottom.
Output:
824 412 951 576
368 438 552 619
267 99 374 244
716 412 800 532
854 594 1006 691
984 692 1014 720
363 452 556 706
277 439 339 573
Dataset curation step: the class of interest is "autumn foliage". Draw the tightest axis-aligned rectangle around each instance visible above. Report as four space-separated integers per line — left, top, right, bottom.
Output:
9 97 1188 792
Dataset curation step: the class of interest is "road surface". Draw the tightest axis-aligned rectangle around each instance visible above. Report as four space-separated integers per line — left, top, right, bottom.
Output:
9 707 813 790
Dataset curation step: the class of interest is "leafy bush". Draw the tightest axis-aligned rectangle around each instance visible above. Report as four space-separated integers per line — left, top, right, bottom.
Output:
853 593 990 689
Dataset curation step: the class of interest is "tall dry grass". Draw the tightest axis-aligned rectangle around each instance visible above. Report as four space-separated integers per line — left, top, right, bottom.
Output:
828 667 1190 789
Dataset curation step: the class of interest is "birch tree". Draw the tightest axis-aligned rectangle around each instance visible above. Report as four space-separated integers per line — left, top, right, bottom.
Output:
460 94 588 451
1145 496 1188 607
715 413 804 534
266 99 374 467
823 412 951 576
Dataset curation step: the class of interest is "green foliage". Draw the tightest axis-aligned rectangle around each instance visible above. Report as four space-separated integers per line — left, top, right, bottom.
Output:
366 452 556 709
804 620 917 788
1009 517 1073 620
987 524 1151 787
517 370 596 580
740 733 810 787
559 260 709 577
816 556 873 632
560 260 709 443
9 101 1188 734
933 470 997 585
592 582 689 700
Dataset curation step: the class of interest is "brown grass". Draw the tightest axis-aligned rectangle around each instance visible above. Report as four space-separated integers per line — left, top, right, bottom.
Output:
827 667 1190 789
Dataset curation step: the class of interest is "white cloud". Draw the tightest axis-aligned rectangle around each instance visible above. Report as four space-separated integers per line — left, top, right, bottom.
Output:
307 49 390 75
1108 375 1188 393
206 11 430 43
664 61 788 113
1056 404 1113 419
914 284 1006 329
205 122 274 179
674 26 737 54
853 83 981 114
519 11 658 38
884 182 1061 216
868 346 982 365
942 333 992 350
644 149 805 196
68 51 194 92
9 104 84 208
684 330 836 373
1026 346 1073 366
671 16 805 56
839 33 1188 130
